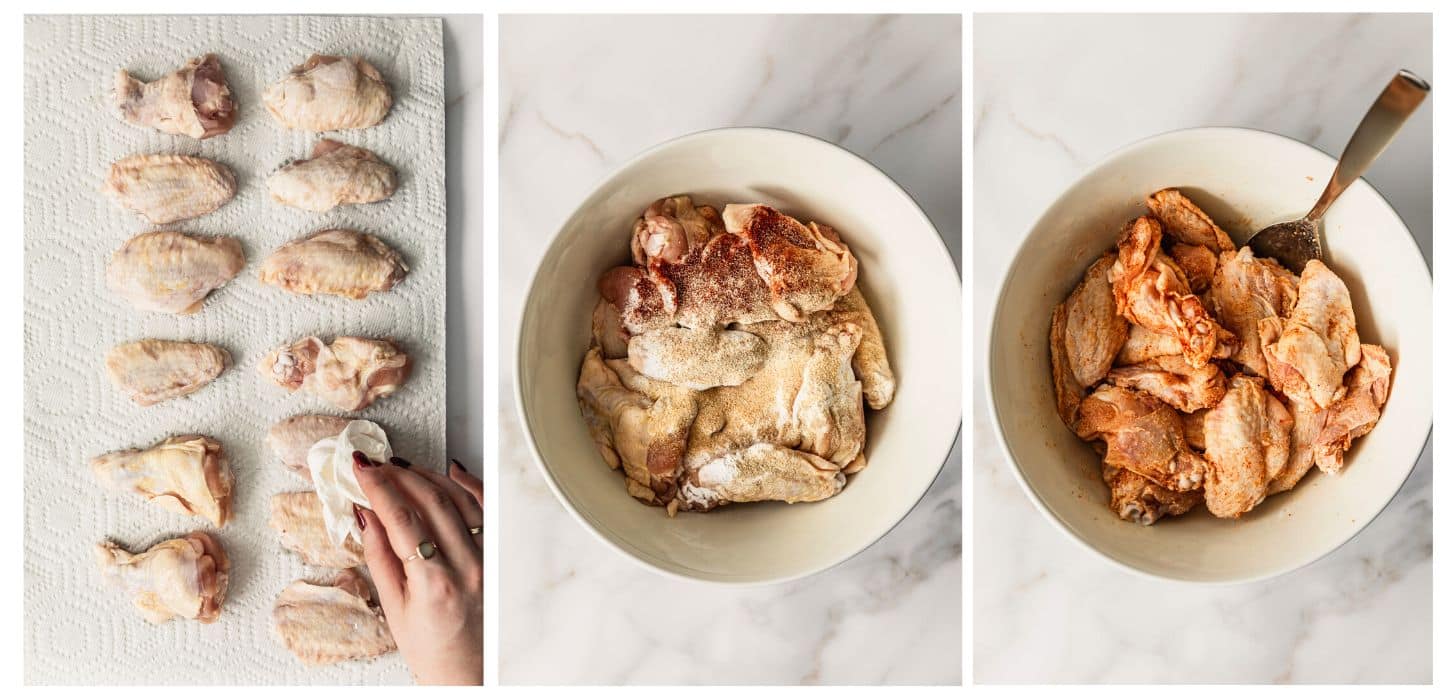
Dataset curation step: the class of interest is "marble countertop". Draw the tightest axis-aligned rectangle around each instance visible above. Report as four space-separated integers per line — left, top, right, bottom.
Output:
498 14 962 685
973 13 1431 683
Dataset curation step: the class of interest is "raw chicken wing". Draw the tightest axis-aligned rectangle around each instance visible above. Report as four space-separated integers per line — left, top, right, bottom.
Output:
95 532 228 624
106 231 244 314
1106 354 1227 412
273 569 395 665
104 154 236 224
263 55 392 131
92 435 233 526
1202 376 1292 518
269 492 364 568
114 54 235 139
105 339 230 406
1210 247 1299 378
1145 188 1235 252
1313 344 1392 473
1102 464 1202 526
1074 385 1206 492
1261 260 1361 409
267 139 397 211
1061 253 1128 388
259 336 411 411
1109 216 1228 368
267 414 350 481
260 229 407 300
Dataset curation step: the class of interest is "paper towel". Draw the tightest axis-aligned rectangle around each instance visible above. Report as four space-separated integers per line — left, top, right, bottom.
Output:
23 15 445 685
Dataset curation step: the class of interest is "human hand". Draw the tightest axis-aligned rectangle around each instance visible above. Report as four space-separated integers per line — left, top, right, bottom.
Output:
351 453 484 685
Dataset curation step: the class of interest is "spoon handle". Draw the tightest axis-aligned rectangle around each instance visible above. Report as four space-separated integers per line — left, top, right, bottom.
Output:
1307 69 1430 221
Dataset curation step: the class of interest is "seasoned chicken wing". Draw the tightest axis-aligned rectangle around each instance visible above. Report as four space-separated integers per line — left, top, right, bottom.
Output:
267 414 350 481
1261 260 1361 409
263 55 392 131
722 203 859 322
1062 253 1128 388
95 532 228 624
627 326 767 390
1116 323 1236 366
259 336 411 411
1168 242 1219 293
677 442 847 511
1313 344 1392 473
105 339 229 406
1049 302 1085 429
114 54 235 139
1102 464 1202 526
1109 216 1229 368
1146 188 1235 252
577 347 696 503
260 229 407 300
269 492 364 568
106 231 244 314
91 435 233 526
1202 376 1292 518
267 139 397 212
104 154 236 224
1075 385 1206 492
1210 247 1299 378
1269 404 1322 495
1106 353 1227 412
273 570 395 665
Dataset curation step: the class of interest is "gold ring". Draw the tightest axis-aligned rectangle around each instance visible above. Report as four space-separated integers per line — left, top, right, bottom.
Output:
403 540 437 562
469 526 482 536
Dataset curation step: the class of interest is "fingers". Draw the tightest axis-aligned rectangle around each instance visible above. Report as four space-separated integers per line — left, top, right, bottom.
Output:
354 504 405 613
448 459 484 509
387 465 477 567
351 451 433 563
410 462 482 541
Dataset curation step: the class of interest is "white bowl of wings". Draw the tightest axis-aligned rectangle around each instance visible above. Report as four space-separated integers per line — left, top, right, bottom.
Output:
517 128 961 584
987 127 1431 583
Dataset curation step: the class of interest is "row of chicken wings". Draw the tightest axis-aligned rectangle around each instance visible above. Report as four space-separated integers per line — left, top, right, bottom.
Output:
1050 189 1391 525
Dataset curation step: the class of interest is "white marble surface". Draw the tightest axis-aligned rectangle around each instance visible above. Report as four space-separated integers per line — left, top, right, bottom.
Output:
499 15 962 685
973 14 1431 683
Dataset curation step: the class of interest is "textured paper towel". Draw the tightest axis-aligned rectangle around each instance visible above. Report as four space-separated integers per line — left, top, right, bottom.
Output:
23 15 444 685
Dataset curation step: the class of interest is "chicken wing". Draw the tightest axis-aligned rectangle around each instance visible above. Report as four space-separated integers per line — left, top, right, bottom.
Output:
1168 242 1218 293
105 339 230 406
259 336 411 411
1102 464 1202 526
106 231 244 315
1106 353 1227 412
103 154 236 224
91 435 232 526
1210 247 1299 378
114 54 235 139
263 55 392 131
1075 385 1206 492
1313 344 1392 473
267 414 350 481
627 326 768 390
676 442 847 511
272 570 395 665
1261 260 1361 409
1062 253 1129 388
268 492 364 568
577 347 696 504
1049 302 1085 429
267 140 397 212
721 203 859 322
259 229 408 300
1269 403 1322 495
1145 188 1235 252
1109 216 1228 368
1202 376 1292 518
95 532 228 624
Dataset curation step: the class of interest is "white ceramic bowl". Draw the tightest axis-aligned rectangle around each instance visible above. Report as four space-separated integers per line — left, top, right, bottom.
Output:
986 127 1431 584
517 128 962 584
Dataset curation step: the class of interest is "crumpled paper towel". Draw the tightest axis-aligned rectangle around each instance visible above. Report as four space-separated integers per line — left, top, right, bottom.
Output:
23 15 444 685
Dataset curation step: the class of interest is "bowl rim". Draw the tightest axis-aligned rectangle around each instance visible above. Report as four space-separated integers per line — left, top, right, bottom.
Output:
514 125 963 586
983 125 1432 585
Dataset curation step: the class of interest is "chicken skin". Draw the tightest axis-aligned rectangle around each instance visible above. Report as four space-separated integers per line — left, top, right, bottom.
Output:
1261 260 1361 410
1109 216 1229 368
259 336 411 411
105 339 230 406
1145 188 1236 253
272 570 395 665
259 229 407 300
1202 376 1292 518
1075 385 1207 493
267 414 351 481
114 54 235 139
106 231 244 314
268 492 364 568
1061 253 1128 388
267 139 397 212
95 532 228 624
1210 247 1299 378
1312 344 1392 473
104 154 236 224
91 435 233 526
1102 464 1202 526
263 55 392 131
1106 354 1227 412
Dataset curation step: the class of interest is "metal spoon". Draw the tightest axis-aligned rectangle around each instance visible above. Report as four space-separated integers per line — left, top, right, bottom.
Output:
1248 69 1429 272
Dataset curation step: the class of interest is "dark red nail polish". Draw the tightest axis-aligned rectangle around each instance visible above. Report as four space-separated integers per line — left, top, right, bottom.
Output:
449 458 464 475
389 456 411 468
353 504 367 531
352 451 374 468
